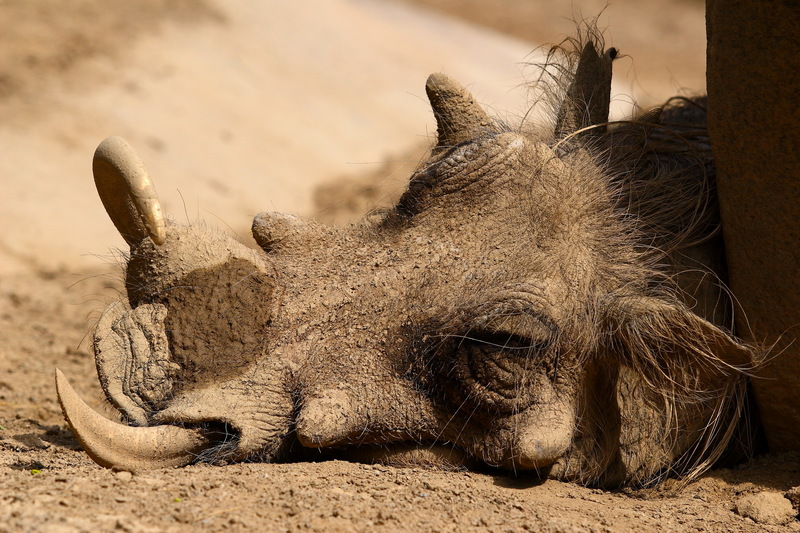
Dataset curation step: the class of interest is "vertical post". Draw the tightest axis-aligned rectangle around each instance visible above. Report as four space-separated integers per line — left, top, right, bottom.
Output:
706 0 800 450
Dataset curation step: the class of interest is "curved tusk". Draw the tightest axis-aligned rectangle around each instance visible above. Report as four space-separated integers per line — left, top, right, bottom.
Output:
55 369 208 472
93 136 166 246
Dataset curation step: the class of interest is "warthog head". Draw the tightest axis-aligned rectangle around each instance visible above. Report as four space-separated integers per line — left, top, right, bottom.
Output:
57 39 757 487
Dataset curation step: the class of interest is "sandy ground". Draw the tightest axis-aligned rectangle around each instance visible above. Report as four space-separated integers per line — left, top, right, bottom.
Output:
2 1 799 531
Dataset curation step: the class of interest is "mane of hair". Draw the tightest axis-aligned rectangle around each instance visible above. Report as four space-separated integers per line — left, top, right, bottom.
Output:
521 26 761 487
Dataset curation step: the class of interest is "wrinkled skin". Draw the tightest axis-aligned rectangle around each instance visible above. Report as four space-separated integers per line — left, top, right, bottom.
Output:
59 39 757 488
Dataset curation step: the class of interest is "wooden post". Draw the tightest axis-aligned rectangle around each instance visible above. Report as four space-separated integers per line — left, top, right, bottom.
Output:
707 0 800 450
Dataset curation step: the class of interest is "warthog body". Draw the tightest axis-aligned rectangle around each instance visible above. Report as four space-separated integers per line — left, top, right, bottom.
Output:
57 37 757 488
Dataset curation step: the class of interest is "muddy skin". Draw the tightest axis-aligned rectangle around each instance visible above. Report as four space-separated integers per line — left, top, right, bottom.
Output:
59 37 758 489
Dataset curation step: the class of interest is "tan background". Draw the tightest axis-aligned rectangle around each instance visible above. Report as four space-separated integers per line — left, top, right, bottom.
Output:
0 0 707 275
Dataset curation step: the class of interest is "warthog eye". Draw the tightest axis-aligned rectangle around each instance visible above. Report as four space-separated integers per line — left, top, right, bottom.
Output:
463 331 549 356
436 327 556 413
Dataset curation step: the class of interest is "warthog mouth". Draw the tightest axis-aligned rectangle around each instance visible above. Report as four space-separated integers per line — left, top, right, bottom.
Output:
55 296 281 472
56 369 211 472
58 299 482 472
57 368 493 473
58 290 572 474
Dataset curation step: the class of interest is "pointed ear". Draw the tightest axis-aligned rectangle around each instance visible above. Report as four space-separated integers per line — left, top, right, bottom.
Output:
554 42 617 141
425 73 499 151
612 296 756 390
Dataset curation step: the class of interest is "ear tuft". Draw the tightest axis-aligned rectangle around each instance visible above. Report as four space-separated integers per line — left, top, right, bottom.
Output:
554 41 616 141
614 296 757 388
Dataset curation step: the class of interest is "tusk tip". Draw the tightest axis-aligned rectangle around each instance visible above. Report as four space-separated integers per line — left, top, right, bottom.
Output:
151 228 166 246
93 136 167 247
54 368 73 417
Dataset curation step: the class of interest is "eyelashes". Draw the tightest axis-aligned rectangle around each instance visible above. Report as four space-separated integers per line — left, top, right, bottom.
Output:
459 330 551 355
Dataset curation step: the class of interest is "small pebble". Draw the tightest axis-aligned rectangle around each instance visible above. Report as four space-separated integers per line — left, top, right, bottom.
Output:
734 492 796 525
115 471 133 482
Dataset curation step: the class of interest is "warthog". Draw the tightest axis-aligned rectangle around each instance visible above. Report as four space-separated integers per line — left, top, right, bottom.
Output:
57 37 758 488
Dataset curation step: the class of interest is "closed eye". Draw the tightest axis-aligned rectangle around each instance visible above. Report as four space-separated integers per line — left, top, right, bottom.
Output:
459 330 551 355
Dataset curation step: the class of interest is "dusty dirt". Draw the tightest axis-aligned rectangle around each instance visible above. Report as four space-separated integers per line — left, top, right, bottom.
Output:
2 1 799 532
